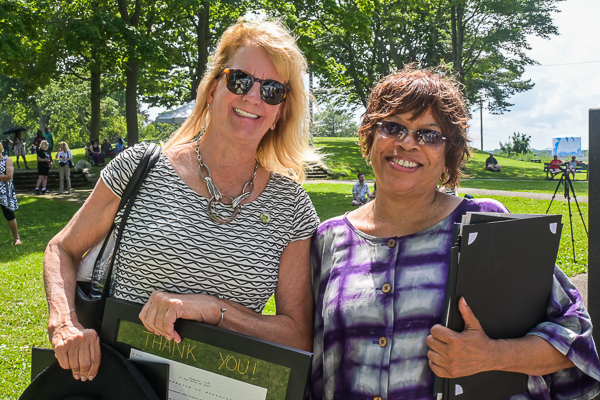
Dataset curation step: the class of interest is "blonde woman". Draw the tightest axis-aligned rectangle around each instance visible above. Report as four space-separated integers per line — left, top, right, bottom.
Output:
35 140 52 195
0 141 21 244
55 141 73 194
44 19 321 382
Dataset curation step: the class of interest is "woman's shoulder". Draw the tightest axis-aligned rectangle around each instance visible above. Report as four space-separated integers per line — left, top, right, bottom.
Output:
460 197 509 213
314 215 348 237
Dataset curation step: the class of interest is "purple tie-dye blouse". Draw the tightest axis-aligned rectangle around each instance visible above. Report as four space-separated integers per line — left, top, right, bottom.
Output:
310 198 600 400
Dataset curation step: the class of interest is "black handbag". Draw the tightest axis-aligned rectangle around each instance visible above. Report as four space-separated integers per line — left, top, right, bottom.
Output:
75 143 162 331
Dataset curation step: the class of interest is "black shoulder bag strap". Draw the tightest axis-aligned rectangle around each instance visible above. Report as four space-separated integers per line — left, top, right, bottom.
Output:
95 143 162 323
76 143 161 329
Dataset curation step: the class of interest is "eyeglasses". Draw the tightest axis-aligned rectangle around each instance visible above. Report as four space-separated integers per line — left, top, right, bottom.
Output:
376 121 446 146
220 68 290 105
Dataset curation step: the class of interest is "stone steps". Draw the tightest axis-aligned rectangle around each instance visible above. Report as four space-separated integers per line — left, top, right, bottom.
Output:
12 169 95 192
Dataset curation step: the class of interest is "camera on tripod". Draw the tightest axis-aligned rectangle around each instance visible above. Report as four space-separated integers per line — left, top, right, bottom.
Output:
546 162 588 262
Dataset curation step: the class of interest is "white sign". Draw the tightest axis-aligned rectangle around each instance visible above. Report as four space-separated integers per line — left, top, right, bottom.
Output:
130 348 268 400
552 136 582 157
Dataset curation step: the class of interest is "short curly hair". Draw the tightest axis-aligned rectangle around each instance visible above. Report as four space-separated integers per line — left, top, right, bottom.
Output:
358 65 470 188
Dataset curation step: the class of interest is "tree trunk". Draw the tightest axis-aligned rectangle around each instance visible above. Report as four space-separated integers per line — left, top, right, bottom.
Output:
90 68 101 142
451 2 465 83
125 60 140 145
192 0 210 100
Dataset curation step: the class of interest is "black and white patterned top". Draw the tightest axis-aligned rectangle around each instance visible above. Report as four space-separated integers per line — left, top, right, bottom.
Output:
100 143 320 313
0 157 18 211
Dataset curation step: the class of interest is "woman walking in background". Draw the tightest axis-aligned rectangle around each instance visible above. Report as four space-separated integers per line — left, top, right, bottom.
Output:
0 142 21 245
55 141 73 194
13 130 30 170
35 140 52 195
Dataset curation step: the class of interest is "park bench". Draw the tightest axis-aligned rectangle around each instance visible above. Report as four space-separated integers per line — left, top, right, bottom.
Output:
543 162 588 180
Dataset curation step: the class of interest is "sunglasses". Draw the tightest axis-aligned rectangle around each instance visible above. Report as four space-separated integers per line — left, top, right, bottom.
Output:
376 121 446 146
221 68 290 105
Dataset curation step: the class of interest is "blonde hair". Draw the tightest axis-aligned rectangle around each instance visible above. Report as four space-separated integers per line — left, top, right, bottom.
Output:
164 19 320 182
0 142 3 154
59 141 70 152
40 140 48 150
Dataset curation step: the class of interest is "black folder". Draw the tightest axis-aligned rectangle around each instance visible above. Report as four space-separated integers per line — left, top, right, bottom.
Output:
435 213 563 400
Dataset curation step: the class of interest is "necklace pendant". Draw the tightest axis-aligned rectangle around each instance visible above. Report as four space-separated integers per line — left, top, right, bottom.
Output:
260 212 271 223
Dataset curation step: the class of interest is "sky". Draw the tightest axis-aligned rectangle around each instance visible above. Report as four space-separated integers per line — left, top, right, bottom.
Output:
146 0 600 151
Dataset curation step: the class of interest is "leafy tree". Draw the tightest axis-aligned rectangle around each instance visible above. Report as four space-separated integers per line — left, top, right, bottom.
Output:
313 106 359 137
499 132 531 155
265 0 562 113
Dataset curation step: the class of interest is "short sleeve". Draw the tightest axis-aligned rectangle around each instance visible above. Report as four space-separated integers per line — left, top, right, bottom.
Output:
100 143 149 199
290 184 320 242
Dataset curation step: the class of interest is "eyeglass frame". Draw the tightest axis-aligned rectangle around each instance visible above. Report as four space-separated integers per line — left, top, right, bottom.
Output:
376 121 447 146
217 68 290 105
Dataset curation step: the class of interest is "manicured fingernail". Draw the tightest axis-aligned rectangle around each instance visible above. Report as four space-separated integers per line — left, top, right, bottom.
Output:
81 376 87 382
89 375 95 381
74 374 80 380
463 298 468 306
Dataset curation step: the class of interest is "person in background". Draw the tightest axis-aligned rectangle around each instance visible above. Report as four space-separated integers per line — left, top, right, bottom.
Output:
567 155 585 180
43 126 54 156
351 173 370 206
548 154 562 179
31 130 44 152
30 144 36 155
35 140 53 195
310 66 600 399
0 141 21 245
369 182 377 200
84 142 91 160
485 153 501 171
55 141 73 195
2 136 12 157
101 138 114 159
114 138 126 156
89 139 105 166
12 130 30 170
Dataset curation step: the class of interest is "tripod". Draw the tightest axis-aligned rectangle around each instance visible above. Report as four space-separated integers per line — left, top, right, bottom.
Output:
546 167 588 262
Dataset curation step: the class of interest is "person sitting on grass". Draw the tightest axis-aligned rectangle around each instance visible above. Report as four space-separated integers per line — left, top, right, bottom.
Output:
548 155 563 179
351 173 370 206
485 153 501 171
114 138 126 156
101 138 114 159
89 139 105 166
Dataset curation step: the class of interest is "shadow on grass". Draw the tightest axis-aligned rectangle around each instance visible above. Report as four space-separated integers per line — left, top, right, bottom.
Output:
0 196 80 263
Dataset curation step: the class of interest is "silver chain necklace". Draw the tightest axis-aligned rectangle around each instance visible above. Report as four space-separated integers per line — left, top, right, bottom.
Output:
195 139 258 224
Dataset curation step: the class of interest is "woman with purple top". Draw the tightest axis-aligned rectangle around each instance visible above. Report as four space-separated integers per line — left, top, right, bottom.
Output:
310 66 600 399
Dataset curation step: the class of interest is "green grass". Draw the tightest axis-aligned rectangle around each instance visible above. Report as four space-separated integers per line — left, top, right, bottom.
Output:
313 137 373 179
461 179 589 195
0 180 590 398
0 197 81 398
312 138 589 185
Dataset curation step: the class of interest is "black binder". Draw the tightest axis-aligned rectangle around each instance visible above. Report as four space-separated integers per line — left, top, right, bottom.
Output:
435 212 563 400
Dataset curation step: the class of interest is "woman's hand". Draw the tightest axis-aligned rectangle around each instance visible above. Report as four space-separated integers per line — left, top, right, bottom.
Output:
50 323 101 381
426 297 574 378
139 291 220 343
426 297 494 378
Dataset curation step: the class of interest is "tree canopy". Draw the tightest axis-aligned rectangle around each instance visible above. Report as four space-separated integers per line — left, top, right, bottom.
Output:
0 0 564 146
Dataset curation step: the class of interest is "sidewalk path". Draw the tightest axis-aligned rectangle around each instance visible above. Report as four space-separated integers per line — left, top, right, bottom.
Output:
306 179 588 203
